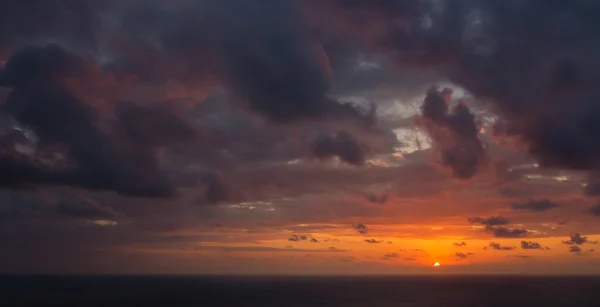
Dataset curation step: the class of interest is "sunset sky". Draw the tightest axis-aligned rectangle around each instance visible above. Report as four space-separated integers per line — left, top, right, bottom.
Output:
2 0 600 275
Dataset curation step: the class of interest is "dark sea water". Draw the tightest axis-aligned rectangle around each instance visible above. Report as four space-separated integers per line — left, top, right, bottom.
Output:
2 275 600 307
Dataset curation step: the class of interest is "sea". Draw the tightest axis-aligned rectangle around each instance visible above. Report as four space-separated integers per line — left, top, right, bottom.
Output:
2 275 600 307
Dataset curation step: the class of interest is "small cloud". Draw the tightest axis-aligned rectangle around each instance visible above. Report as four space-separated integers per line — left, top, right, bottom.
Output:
569 246 582 253
329 247 337 250
403 257 416 261
521 241 543 250
453 242 467 247
455 252 468 259
288 234 309 242
590 249 595 252
310 238 319 243
364 239 384 244
383 253 399 258
387 241 393 244
563 233 597 245
354 223 368 234
324 238 340 242
366 194 388 205
492 227 528 238
511 199 559 212
489 242 515 251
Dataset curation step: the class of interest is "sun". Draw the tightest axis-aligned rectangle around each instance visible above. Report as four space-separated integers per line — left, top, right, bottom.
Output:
433 262 440 267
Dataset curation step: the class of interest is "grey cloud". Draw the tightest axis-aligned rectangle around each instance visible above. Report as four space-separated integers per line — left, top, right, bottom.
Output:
312 131 366 165
364 239 383 244
488 242 515 251
418 87 486 179
511 199 560 212
468 216 509 227
569 246 582 253
354 223 368 234
492 227 528 238
366 193 388 205
453 242 467 247
563 233 597 245
455 252 468 259
520 241 543 250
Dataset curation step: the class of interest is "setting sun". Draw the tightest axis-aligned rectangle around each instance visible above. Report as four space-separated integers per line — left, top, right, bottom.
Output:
433 262 441 267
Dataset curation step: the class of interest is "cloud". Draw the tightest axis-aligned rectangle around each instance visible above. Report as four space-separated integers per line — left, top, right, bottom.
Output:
364 239 383 244
354 223 368 234
0 45 197 197
563 233 597 245
520 241 543 250
492 227 528 238
366 193 388 205
468 216 509 227
383 253 399 259
289 234 309 242
488 242 515 251
453 242 467 247
312 131 366 165
588 203 600 216
455 252 468 259
511 199 560 212
417 87 486 178
310 238 319 243
469 216 527 238
569 246 582 253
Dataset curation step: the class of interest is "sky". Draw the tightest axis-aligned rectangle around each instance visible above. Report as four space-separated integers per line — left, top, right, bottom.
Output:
1 0 600 275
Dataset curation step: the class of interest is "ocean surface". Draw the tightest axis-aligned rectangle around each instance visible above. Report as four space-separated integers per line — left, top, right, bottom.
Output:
2 275 600 307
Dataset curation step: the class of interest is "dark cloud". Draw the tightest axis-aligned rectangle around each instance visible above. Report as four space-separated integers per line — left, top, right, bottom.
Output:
353 223 368 234
312 131 366 165
469 216 526 238
304 0 600 176
511 199 560 212
310 238 319 243
0 45 196 197
468 216 509 227
455 252 468 259
366 193 388 205
492 227 528 238
520 241 543 250
569 246 582 253
563 233 597 245
587 203 600 216
417 87 486 179
198 171 231 205
453 242 467 247
488 242 515 251
383 252 399 259
364 239 383 244
214 0 375 126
